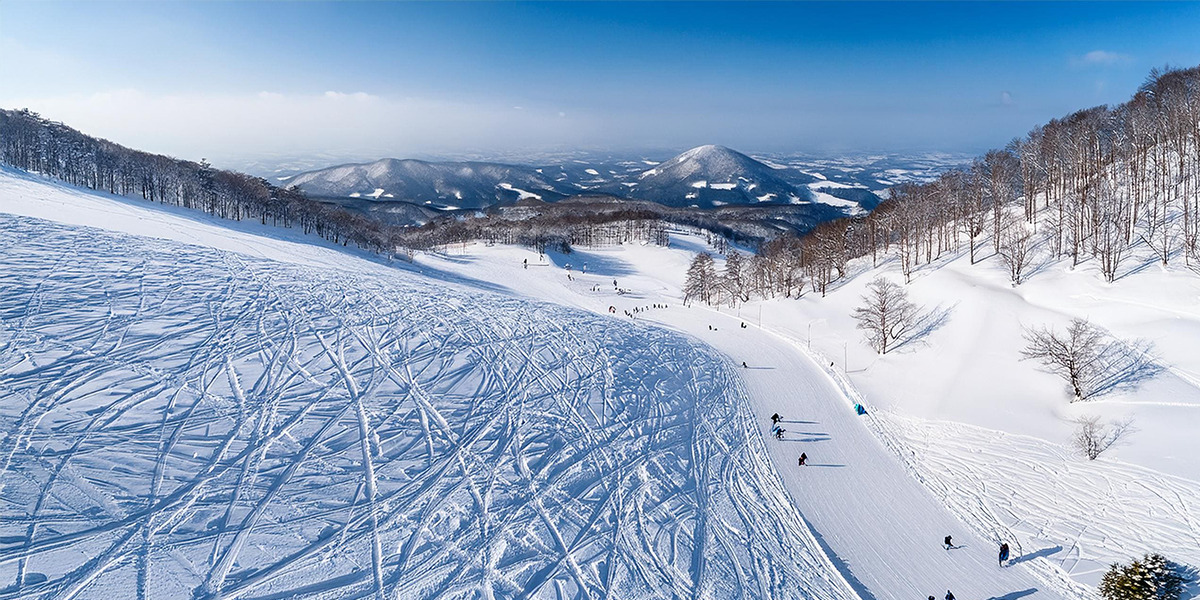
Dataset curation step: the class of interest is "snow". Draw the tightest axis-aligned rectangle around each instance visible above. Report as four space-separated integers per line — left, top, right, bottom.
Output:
406 235 1200 597
4 166 1199 599
498 182 541 200
368 187 386 199
584 168 600 175
410 241 1090 600
0 169 857 599
710 182 737 190
690 180 708 188
809 189 861 209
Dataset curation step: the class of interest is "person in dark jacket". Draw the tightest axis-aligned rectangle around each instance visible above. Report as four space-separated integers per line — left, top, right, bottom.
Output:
943 535 953 549
771 413 781 424
999 542 1010 566
945 591 955 600
798 453 807 466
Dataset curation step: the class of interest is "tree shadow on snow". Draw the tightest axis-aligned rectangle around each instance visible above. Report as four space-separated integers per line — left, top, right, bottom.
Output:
1084 339 1163 399
986 588 1038 600
1008 545 1061 566
890 302 956 354
543 248 637 278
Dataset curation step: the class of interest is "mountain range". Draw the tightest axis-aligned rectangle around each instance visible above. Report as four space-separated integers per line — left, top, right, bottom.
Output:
284 145 864 216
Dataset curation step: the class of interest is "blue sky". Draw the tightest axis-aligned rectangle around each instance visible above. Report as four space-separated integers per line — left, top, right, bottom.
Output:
2 1 1199 164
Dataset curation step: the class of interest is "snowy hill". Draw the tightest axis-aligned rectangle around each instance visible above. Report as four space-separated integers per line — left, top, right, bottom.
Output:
8 166 1199 599
408 236 1200 596
0 169 858 599
287 157 573 210
632 145 812 208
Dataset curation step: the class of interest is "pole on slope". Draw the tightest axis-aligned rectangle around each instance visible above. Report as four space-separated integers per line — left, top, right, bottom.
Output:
843 342 847 373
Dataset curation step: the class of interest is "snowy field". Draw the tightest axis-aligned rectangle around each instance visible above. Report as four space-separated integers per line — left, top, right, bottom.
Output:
4 167 1200 599
0 172 857 599
408 236 1200 595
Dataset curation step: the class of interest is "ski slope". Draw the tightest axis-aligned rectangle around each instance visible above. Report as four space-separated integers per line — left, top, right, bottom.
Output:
412 234 1200 597
0 171 858 599
5 167 1197 600
412 246 1091 600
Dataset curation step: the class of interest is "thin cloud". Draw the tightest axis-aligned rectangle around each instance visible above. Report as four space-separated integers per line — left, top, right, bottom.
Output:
0 90 595 163
1076 50 1132 67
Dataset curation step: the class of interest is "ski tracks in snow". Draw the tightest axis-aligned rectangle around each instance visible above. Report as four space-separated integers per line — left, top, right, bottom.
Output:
0 214 856 600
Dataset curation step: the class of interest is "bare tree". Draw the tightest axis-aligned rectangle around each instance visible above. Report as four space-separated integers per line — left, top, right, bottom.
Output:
721 250 748 306
1022 319 1160 402
684 252 718 305
1072 415 1134 460
852 277 921 354
998 212 1036 285
1021 319 1106 402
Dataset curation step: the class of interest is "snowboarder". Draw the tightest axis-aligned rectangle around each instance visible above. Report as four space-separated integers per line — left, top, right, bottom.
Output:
771 413 781 424
999 542 1010 566
945 591 955 600
798 453 807 466
943 535 953 550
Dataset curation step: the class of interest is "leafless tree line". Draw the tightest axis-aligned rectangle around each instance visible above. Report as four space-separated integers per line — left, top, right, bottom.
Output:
0 109 671 255
702 65 1200 298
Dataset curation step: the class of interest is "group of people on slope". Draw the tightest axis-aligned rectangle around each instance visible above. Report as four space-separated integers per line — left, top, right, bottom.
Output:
930 537 1013 600
769 413 807 466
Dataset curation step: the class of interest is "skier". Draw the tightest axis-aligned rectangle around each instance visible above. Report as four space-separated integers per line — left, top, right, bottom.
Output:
771 413 781 424
928 597 936 600
774 427 785 440
943 535 953 550
999 542 1010 566
742 361 748 368
798 452 807 466
523 258 528 269
945 592 955 600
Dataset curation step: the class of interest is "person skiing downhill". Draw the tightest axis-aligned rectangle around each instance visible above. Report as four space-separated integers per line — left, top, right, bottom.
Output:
999 542 1010 566
774 427 785 440
771 413 781 424
943 535 953 550
945 591 955 600
798 453 807 466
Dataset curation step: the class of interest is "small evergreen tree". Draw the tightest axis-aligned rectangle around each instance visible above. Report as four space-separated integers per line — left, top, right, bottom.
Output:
1100 553 1184 600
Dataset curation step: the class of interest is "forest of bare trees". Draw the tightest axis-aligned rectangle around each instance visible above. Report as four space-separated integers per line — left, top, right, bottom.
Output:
690 65 1200 303
0 109 672 255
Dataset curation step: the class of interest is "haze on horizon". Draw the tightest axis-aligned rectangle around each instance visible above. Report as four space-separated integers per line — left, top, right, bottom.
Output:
3 1 1200 168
